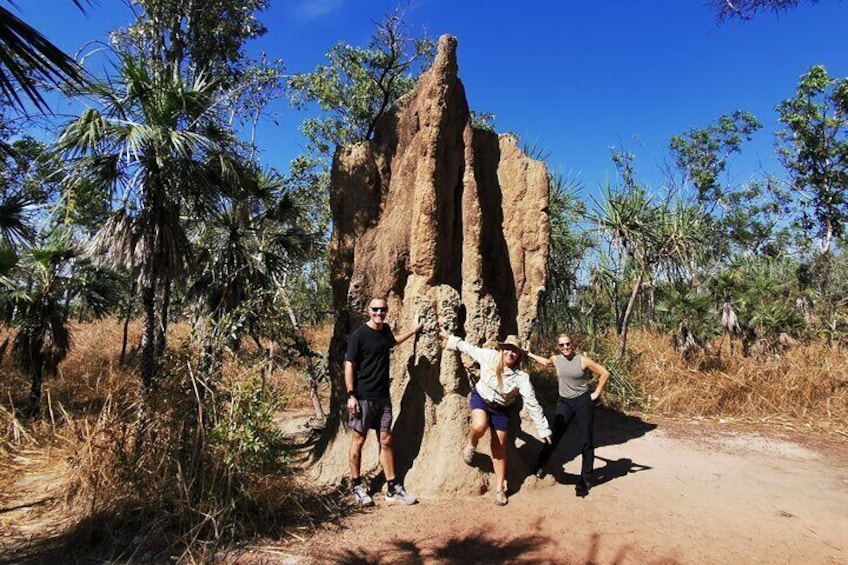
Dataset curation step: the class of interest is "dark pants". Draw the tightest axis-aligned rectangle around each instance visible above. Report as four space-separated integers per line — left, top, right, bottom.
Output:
536 392 595 483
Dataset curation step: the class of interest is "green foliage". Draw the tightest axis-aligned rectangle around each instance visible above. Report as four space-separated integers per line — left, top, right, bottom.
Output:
668 111 794 261
670 110 762 204
113 0 271 84
288 13 435 154
208 371 286 470
655 282 714 338
716 256 806 341
470 111 497 132
776 65 848 252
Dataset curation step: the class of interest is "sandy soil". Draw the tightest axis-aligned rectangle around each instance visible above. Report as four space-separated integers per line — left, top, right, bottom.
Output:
2 412 846 564
245 412 848 564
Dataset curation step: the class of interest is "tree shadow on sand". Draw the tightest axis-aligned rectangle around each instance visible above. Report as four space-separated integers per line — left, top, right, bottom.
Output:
324 527 682 565
327 531 549 564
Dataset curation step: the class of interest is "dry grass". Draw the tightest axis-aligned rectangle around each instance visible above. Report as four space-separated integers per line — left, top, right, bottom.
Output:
623 328 848 436
3 318 846 560
0 318 343 561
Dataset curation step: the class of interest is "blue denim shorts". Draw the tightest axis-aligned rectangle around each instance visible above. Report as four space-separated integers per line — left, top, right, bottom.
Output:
469 388 510 432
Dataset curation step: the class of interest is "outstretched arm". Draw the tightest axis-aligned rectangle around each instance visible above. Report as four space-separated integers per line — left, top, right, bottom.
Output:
395 312 423 345
582 356 610 401
526 350 555 368
439 329 498 368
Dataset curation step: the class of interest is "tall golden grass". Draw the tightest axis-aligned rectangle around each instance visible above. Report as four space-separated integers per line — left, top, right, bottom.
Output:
621 328 848 435
1 319 845 558
0 319 344 561
4 320 846 440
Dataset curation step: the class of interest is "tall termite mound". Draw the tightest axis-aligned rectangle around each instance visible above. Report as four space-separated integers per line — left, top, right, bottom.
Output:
312 35 550 497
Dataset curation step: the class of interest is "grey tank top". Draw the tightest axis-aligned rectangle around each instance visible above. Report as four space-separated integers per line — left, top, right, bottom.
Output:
555 353 588 399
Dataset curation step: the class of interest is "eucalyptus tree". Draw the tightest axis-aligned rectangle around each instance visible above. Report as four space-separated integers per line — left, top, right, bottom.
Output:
667 110 790 263
58 54 239 394
111 0 285 146
288 12 435 154
776 65 848 340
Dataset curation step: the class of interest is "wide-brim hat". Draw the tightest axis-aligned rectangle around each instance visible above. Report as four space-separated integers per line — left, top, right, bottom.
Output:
496 335 524 352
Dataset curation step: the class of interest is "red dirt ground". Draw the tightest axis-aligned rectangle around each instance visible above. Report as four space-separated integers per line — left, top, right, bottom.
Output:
235 415 847 564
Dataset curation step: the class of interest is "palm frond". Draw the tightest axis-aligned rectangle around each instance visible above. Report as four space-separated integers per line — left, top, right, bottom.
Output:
0 190 35 247
0 5 87 112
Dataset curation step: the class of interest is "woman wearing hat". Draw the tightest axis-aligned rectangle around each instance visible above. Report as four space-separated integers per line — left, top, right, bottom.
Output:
440 330 551 506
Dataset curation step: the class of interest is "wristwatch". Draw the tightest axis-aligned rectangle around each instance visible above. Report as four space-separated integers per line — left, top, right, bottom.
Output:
347 390 357 399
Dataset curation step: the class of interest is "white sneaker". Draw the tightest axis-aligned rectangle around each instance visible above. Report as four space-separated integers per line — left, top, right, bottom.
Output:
385 483 417 505
352 483 374 507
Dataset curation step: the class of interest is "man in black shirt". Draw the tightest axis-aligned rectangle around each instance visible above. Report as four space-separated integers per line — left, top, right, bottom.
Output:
345 297 422 506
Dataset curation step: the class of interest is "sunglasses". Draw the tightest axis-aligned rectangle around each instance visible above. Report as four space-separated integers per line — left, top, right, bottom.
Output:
370 307 388 313
557 342 573 348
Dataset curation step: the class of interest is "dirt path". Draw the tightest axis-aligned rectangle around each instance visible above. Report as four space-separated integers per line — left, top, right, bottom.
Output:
246 416 848 564
2 416 845 564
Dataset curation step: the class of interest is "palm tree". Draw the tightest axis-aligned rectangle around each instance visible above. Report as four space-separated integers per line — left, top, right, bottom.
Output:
0 189 32 276
4 228 121 416
187 167 318 394
58 53 238 394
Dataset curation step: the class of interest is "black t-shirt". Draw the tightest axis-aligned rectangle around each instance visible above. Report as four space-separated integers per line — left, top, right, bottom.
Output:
345 323 397 399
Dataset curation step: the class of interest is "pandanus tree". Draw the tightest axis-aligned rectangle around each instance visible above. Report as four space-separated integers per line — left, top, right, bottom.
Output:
58 53 238 396
592 176 706 358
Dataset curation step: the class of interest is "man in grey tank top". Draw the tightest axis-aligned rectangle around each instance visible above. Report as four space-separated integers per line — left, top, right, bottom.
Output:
527 334 610 496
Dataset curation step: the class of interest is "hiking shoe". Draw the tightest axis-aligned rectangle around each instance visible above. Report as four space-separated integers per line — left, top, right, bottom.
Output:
385 484 417 505
462 443 475 465
494 490 508 506
352 483 374 507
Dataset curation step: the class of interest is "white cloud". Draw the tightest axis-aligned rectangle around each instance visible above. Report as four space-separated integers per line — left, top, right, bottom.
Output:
292 0 346 21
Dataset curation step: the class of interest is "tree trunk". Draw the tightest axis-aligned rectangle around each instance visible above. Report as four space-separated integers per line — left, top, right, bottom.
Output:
155 276 170 358
28 363 43 418
140 282 156 395
618 271 644 359
277 277 326 421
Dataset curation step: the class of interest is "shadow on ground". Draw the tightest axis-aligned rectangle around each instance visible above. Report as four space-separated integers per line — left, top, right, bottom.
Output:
508 406 657 494
0 483 357 564
321 527 681 565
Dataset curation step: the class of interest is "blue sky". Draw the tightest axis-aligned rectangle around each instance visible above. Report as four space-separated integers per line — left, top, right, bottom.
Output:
17 0 848 196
